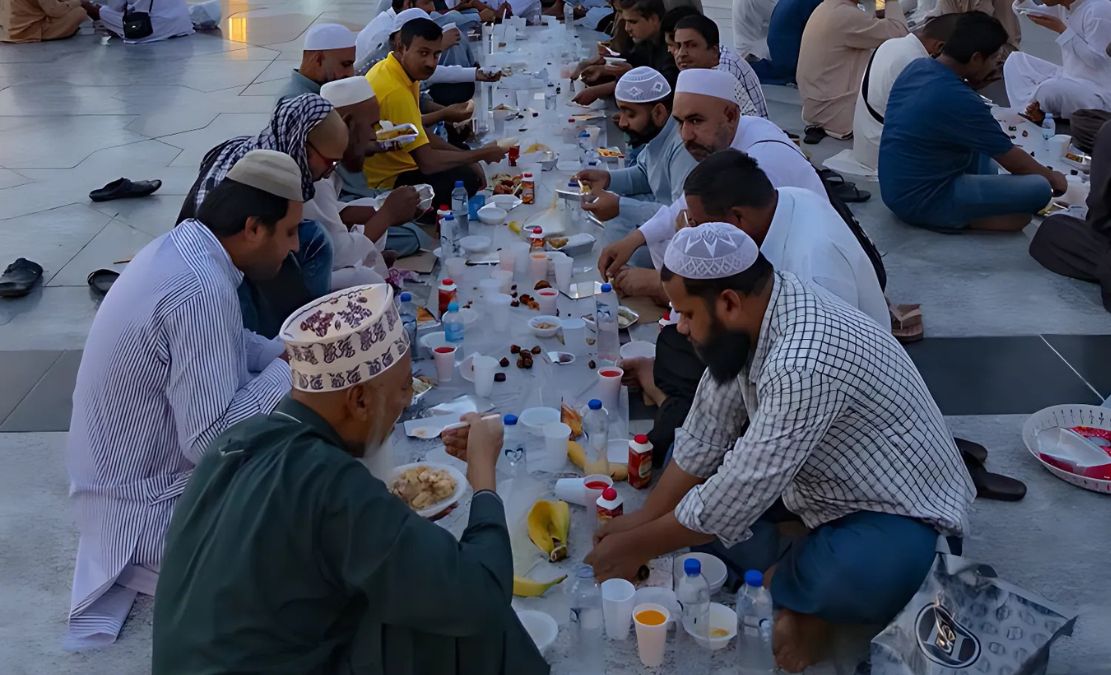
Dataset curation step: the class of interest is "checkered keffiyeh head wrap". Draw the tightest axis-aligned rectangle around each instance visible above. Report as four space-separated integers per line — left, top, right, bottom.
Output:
663 222 760 279
190 94 335 209
615 66 672 104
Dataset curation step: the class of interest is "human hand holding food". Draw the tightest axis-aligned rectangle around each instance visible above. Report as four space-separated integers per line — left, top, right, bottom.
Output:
1048 169 1067 196
582 190 619 221
442 101 474 124
573 86 603 107
573 168 610 191
613 267 665 301
585 530 650 581
597 231 644 280
381 186 421 222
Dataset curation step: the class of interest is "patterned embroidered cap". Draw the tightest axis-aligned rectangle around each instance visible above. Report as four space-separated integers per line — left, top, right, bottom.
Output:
280 284 410 392
615 66 672 104
663 222 760 280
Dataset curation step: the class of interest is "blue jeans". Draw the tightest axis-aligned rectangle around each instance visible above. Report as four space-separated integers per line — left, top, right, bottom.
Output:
696 511 939 625
238 219 333 337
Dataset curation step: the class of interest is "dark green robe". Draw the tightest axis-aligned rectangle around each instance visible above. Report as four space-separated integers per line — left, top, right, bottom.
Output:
152 397 549 675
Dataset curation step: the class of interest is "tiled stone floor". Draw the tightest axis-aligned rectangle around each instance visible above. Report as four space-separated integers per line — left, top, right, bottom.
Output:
1 3 1109 674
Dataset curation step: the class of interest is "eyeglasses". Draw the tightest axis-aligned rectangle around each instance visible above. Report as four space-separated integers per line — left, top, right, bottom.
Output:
307 141 341 171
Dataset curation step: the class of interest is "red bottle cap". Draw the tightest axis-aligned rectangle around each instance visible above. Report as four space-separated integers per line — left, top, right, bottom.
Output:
634 434 649 444
602 487 617 500
532 227 542 234
442 278 454 285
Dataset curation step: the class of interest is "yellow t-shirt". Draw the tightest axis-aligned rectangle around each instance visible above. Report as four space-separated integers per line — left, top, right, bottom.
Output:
364 53 430 189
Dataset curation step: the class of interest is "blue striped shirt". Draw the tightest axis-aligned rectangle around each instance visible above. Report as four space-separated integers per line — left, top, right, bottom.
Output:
66 219 291 641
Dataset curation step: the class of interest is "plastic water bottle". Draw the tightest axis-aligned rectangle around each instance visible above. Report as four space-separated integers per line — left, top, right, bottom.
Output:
1041 113 1056 144
451 180 470 238
443 301 464 347
501 413 526 476
577 130 593 168
582 399 609 476
594 283 620 365
440 212 458 258
677 558 713 669
737 570 775 674
568 564 604 674
398 291 418 356
563 0 575 28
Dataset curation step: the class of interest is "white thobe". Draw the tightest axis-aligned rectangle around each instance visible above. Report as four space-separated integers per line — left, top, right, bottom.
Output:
97 0 193 43
356 7 395 63
732 0 777 59
1003 0 1111 118
66 220 291 647
763 187 888 327
304 173 389 291
639 116 828 267
824 34 926 177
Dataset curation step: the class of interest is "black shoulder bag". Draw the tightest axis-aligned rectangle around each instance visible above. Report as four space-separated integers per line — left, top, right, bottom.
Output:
123 0 154 40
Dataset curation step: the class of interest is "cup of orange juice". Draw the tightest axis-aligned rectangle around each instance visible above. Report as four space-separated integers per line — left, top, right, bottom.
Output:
632 602 670 667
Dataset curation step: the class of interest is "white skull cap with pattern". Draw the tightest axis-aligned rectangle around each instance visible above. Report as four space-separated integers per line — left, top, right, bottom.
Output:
321 76 376 108
674 68 739 105
663 222 760 280
615 66 672 104
280 284 410 392
392 7 431 32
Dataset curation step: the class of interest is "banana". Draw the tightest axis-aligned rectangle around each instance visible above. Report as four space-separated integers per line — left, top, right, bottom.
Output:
513 574 567 597
527 499 571 562
567 440 628 481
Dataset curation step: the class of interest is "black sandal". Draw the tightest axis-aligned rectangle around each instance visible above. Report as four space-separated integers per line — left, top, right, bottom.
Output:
89 178 162 202
803 125 827 145
0 258 43 298
820 169 872 203
961 442 1027 502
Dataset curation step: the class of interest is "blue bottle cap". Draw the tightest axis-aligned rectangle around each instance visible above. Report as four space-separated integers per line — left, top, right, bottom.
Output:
503 414 518 425
454 179 465 188
578 130 590 137
744 570 764 588
399 291 412 302
600 283 612 293
588 399 602 410
444 213 454 221
684 558 701 576
447 301 459 312
577 563 594 578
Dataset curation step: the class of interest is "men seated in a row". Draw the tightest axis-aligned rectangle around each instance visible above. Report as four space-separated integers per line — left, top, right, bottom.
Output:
575 67 697 254
80 0 193 44
65 150 298 648
928 0 1020 59
179 94 343 337
671 13 768 118
573 0 676 105
152 286 548 675
587 224 974 673
1003 0 1111 122
310 77 425 288
880 12 1066 232
0 0 86 43
279 24 358 102
598 68 826 301
747 0 822 85
797 0 907 143
364 18 508 206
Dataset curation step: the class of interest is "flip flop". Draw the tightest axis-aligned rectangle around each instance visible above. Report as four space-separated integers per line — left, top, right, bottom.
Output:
820 169 871 203
889 302 924 343
954 437 988 465
89 178 162 202
803 125 827 145
963 452 1026 502
0 258 43 298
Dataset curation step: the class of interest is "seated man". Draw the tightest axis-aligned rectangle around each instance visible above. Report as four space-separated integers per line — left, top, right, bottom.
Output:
1030 119 1111 311
574 67 698 249
732 0 776 62
673 13 769 118
152 286 548 675
0 0 86 42
179 94 344 337
827 12 960 176
278 24 357 102
748 0 823 85
66 150 297 648
598 68 827 300
797 0 907 142
312 77 423 289
1003 0 1111 121
927 0 1019 58
587 224 974 673
574 0 678 105
80 0 192 43
364 18 507 205
880 12 1065 231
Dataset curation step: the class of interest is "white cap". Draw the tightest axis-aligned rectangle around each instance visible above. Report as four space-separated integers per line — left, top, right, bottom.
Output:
615 66 672 104
304 23 356 51
226 150 304 202
321 76 376 108
392 8 431 33
280 284 410 392
663 222 760 280
674 68 739 105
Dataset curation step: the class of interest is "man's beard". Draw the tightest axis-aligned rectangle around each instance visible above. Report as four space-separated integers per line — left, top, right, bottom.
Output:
624 118 664 147
361 435 395 482
691 314 752 384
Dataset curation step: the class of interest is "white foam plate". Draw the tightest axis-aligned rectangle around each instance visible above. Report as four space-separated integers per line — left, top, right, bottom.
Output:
389 462 469 518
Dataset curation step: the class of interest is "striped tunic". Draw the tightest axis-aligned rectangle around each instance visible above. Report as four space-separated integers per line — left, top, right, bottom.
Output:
66 219 292 643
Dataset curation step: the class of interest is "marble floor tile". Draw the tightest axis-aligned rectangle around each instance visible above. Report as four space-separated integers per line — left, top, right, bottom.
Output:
221 12 320 46
48 220 155 287
0 204 114 283
239 78 294 96
162 112 272 169
89 195 187 237
0 168 29 189
0 287 101 351
0 115 145 169
0 351 62 424
0 350 82 432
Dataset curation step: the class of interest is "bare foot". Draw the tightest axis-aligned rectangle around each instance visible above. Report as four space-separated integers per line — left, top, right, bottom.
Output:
772 609 831 673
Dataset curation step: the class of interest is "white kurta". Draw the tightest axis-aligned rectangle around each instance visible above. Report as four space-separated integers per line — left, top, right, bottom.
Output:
97 0 193 43
732 0 776 60
304 173 388 290
640 116 827 267
763 187 888 327
824 34 926 177
356 7 394 63
1003 0 1111 117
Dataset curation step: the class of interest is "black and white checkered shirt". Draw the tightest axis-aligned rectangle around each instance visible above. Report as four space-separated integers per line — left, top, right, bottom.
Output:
673 272 974 545
718 46 769 119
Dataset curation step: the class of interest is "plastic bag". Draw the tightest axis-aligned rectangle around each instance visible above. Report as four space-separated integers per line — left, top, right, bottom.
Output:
189 0 221 30
870 554 1076 675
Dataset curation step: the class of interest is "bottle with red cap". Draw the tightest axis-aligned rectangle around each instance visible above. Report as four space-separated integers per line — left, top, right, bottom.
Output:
627 434 654 489
438 278 457 316
529 226 545 250
596 486 623 522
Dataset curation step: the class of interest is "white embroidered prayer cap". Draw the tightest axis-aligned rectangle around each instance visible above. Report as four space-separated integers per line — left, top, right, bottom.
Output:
304 23 357 51
280 284 410 392
663 222 760 280
227 150 304 202
392 8 431 32
321 77 376 108
615 66 672 104
674 68 739 105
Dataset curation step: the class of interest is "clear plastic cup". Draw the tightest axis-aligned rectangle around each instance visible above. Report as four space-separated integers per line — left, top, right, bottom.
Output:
492 269 514 293
433 345 457 383
498 247 516 273
528 252 549 284
537 422 571 472
478 278 501 301
602 578 637 640
537 288 558 315
445 257 466 279
472 355 498 398
510 241 531 284
554 476 587 505
485 292 512 331
633 603 671 667
560 318 586 356
552 252 573 291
